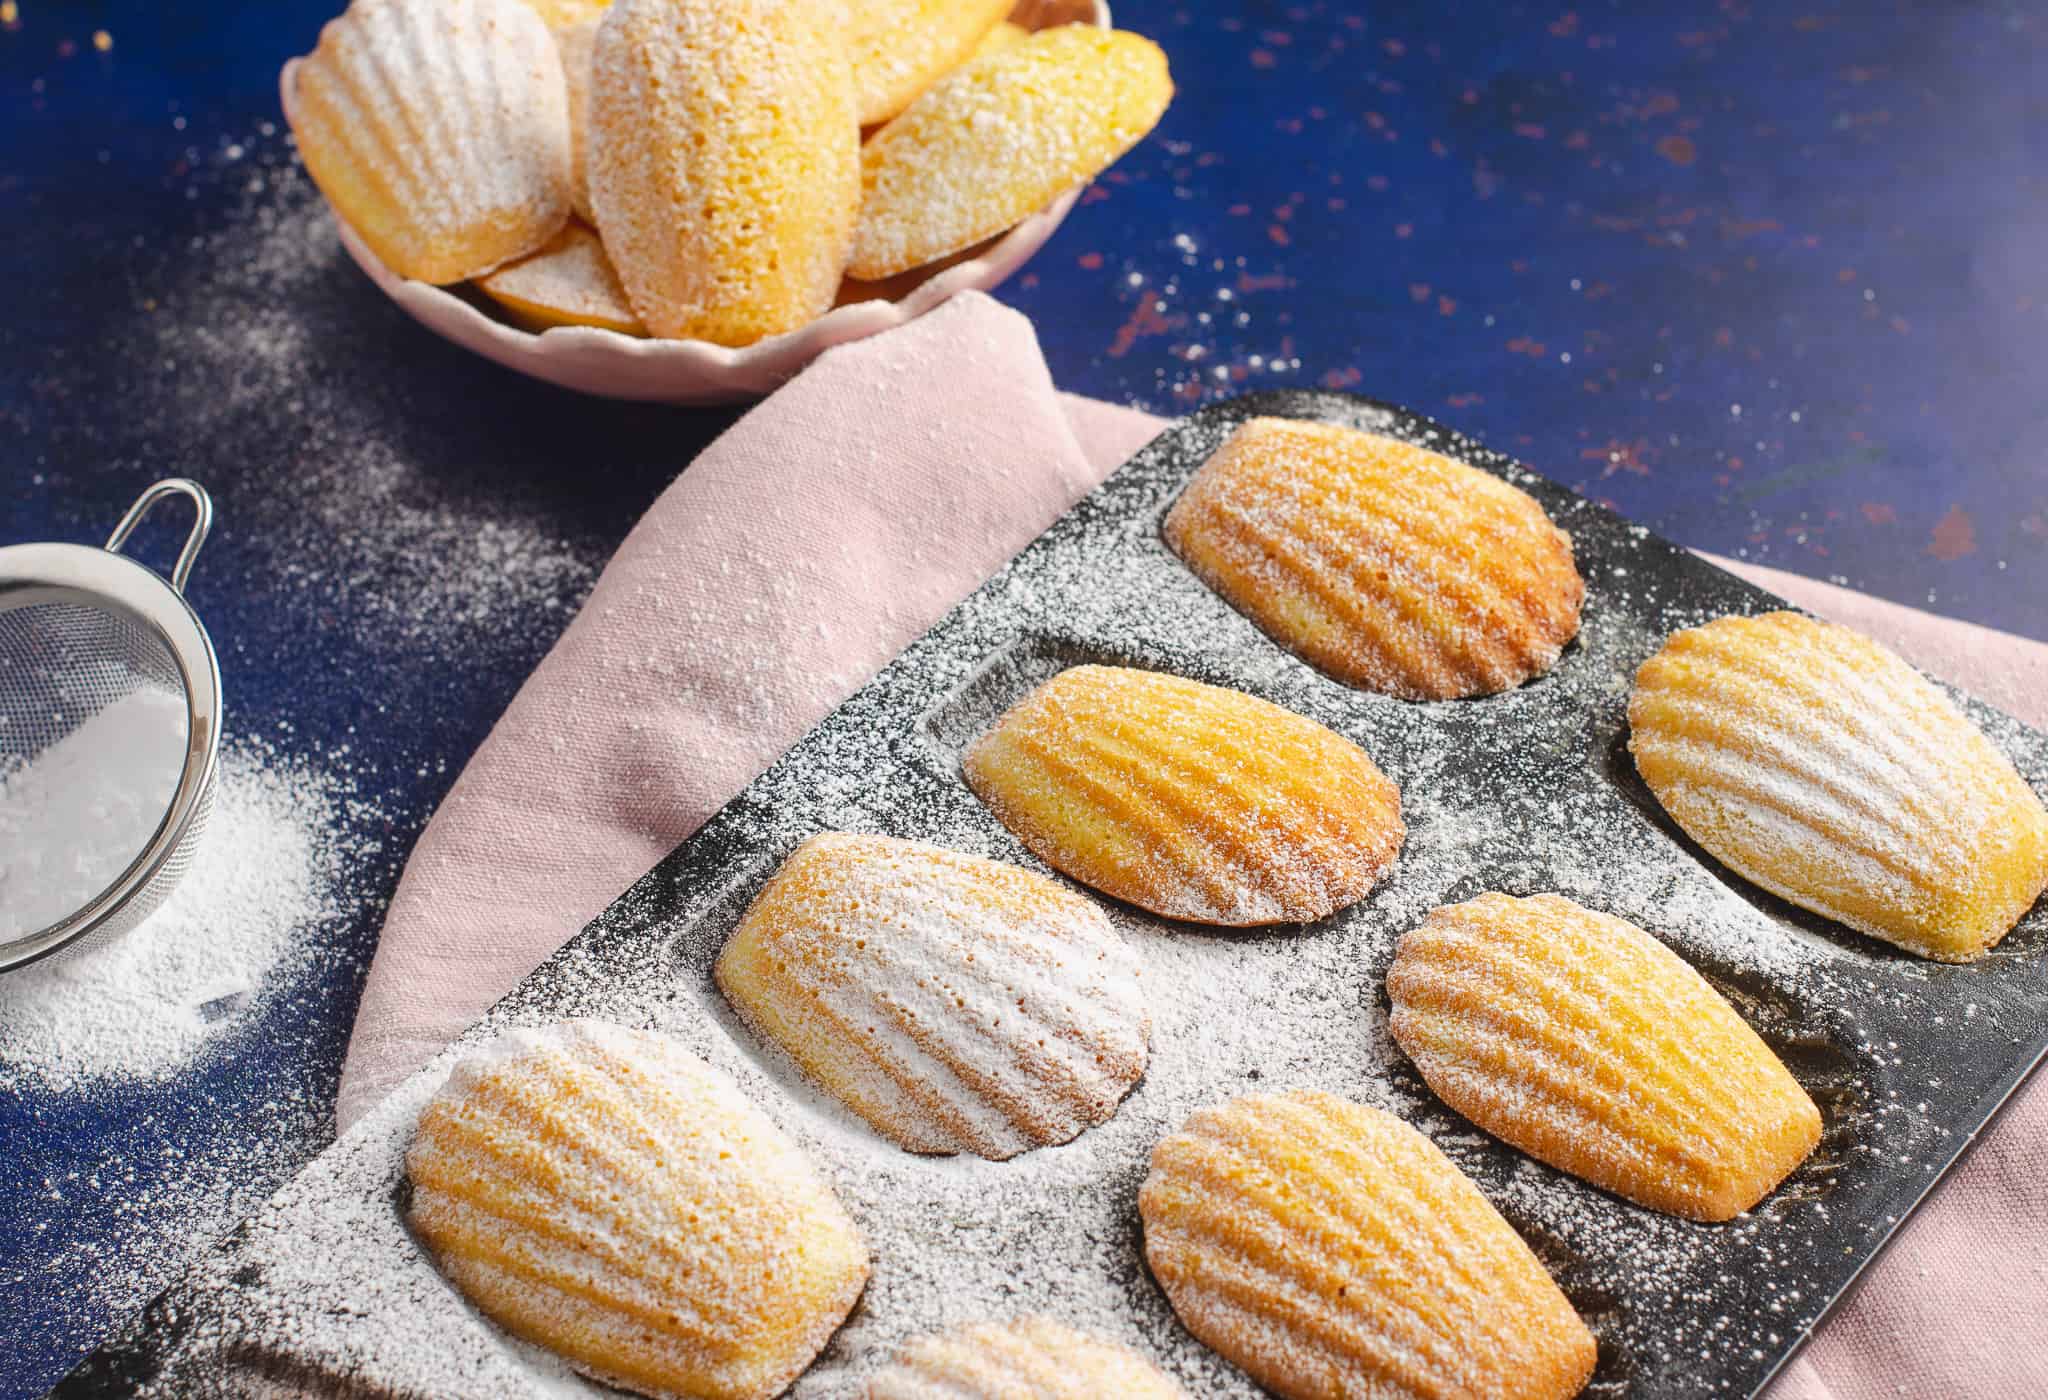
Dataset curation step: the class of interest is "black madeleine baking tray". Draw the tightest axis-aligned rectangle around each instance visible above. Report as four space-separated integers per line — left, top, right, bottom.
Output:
61 391 2048 1398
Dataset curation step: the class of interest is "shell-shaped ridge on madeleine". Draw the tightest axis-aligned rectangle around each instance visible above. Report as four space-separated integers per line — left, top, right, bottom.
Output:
1628 611 2048 961
289 0 572 285
865 1316 1186 1399
1388 892 1823 1221
1139 1090 1596 1400
405 1020 868 1400
963 665 1404 926
716 833 1150 1161
851 26 1174 281
1164 417 1585 700
587 0 860 345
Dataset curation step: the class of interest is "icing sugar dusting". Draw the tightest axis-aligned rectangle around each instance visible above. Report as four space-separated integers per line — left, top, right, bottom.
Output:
72 395 2043 1398
716 832 1150 1161
136 163 602 656
0 739 359 1092
0 688 189 943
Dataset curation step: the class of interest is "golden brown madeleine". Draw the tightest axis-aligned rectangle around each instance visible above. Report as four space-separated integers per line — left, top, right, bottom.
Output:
476 222 646 334
406 1020 868 1400
1388 893 1822 1221
520 0 609 23
552 17 598 224
1629 611 2048 961
968 19 1032 62
1164 417 1585 700
1140 1091 1596 1400
963 665 1403 926
587 0 860 344
847 0 1013 127
715 833 1150 1161
865 1316 1185 1399
289 0 572 284
850 26 1174 280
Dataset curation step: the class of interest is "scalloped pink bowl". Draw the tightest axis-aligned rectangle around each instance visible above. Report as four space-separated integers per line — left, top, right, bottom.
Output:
280 0 1109 405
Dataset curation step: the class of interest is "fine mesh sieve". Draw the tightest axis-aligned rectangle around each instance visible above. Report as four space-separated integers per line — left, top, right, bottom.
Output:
0 479 223 973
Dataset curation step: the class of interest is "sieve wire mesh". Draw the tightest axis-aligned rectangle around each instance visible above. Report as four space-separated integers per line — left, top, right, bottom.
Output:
0 599 210 956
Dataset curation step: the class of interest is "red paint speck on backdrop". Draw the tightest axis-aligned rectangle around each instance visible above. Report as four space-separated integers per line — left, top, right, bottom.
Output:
1928 505 1978 560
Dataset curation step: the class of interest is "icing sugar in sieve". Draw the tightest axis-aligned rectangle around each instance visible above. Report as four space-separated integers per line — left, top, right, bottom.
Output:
0 480 223 972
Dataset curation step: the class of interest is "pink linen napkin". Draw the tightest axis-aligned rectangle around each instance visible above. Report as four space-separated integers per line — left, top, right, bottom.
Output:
338 290 2048 1400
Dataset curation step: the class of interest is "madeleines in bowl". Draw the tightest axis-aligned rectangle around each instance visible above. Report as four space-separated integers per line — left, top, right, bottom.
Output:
715 832 1150 1161
405 1020 868 1400
1388 892 1822 1221
865 1317 1186 1399
1629 611 2048 961
1165 417 1585 700
284 0 1170 398
964 665 1404 926
1140 1091 1596 1400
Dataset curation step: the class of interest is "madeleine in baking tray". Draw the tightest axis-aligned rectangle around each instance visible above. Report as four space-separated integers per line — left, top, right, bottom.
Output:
288 0 573 285
1140 1090 1596 1400
865 1316 1185 1399
1629 610 2048 961
587 0 860 344
1164 417 1585 700
1388 892 1823 1221
715 832 1150 1161
405 1020 868 1400
963 665 1404 926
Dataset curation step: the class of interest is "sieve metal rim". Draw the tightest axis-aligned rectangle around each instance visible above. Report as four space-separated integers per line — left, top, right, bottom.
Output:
0 479 223 974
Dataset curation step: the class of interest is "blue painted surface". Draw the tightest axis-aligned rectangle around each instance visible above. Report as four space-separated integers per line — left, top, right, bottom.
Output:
1 1 2043 1393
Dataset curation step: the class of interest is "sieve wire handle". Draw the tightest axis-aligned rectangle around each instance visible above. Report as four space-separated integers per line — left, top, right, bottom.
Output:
105 478 214 596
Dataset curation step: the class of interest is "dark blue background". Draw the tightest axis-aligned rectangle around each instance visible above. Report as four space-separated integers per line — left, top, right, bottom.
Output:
3 1 2044 1394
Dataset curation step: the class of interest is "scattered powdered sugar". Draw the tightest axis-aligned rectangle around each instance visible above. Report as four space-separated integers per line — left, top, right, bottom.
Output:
0 739 352 1092
0 688 189 942
132 159 602 655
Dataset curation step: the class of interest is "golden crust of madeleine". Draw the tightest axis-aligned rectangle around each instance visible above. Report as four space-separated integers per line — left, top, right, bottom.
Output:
865 1316 1185 1399
969 19 1032 62
850 26 1173 280
553 17 598 224
847 0 1014 127
405 1021 867 1400
1140 1091 1596 1400
520 0 609 24
716 833 1150 1161
476 222 646 335
289 0 572 285
1629 611 2048 961
587 0 859 344
964 665 1404 926
1165 418 1585 700
1389 892 1822 1221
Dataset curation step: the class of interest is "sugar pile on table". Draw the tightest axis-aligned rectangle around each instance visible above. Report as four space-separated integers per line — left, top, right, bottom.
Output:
0 739 351 1092
0 688 189 942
